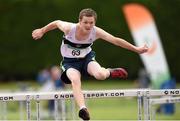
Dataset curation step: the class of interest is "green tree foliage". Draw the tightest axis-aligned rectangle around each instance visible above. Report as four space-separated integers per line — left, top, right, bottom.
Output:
0 0 179 80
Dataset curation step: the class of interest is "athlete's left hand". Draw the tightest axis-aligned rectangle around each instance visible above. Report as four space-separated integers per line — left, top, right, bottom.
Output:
136 44 149 54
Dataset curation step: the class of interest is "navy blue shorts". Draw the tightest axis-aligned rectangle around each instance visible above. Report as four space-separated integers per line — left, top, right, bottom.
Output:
60 51 96 84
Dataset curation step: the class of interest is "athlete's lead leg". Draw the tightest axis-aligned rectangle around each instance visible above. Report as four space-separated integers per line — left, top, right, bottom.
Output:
66 68 90 120
66 68 84 109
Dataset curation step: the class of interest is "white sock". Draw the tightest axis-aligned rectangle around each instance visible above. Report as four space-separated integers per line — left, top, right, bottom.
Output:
80 106 87 110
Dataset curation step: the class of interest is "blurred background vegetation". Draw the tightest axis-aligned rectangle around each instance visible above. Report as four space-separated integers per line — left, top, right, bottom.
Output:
0 0 180 81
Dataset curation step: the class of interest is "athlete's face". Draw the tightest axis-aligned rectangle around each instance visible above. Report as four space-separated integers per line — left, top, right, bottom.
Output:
79 16 95 33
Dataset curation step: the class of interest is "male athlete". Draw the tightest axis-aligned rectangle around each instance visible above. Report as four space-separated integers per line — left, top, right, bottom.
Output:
32 8 148 120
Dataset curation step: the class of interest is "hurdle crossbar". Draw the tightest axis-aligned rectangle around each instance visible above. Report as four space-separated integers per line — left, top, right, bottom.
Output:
0 89 180 121
150 96 180 105
1 89 180 101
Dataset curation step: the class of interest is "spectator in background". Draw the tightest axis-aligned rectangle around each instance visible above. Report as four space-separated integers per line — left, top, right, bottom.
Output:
48 66 65 117
136 68 150 88
37 68 51 85
38 66 65 118
50 66 65 90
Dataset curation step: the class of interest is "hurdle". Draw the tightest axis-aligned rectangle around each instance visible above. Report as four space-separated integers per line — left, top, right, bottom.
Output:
142 89 180 121
149 96 180 120
0 89 180 121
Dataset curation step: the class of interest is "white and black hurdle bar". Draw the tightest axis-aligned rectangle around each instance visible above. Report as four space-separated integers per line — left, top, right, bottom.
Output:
0 89 180 121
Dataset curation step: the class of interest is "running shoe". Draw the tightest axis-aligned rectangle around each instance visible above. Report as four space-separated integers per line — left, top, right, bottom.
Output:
109 68 128 79
79 108 90 120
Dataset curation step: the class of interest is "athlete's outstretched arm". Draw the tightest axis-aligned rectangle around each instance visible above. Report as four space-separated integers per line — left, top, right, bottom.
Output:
32 20 72 40
95 26 148 54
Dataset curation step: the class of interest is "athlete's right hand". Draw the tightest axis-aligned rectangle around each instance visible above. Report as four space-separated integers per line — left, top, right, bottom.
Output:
135 44 149 54
32 28 44 40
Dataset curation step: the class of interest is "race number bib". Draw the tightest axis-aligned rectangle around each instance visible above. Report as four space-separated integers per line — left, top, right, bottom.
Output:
72 49 80 56
61 44 91 58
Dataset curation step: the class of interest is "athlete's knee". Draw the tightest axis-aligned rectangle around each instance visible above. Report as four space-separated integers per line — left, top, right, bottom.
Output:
68 75 81 87
66 68 81 83
71 80 81 88
93 71 107 80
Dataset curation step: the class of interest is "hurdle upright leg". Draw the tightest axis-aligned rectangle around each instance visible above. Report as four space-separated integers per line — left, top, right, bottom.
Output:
54 99 59 121
137 91 143 121
26 95 31 121
143 91 150 121
36 95 40 121
61 99 66 121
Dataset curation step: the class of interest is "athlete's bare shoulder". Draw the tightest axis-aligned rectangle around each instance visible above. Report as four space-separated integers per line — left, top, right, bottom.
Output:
56 20 75 35
94 26 114 40
94 26 104 39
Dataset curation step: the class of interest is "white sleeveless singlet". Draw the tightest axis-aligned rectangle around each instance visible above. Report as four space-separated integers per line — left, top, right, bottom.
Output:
60 24 96 58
